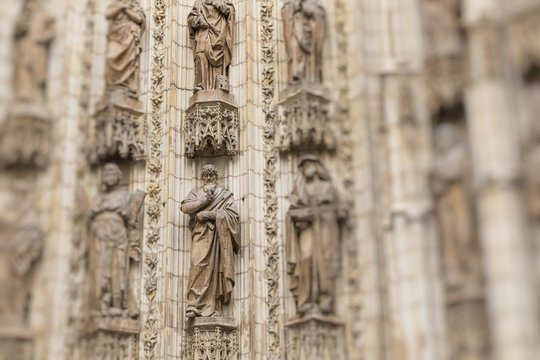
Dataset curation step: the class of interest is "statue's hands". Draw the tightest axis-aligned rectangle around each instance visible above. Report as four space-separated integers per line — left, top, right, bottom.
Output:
196 210 216 222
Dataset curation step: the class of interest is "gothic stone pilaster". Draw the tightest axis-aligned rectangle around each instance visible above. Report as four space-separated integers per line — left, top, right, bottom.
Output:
79 317 139 359
184 317 238 360
90 91 146 163
0 102 51 168
277 82 336 152
285 314 346 360
184 90 240 158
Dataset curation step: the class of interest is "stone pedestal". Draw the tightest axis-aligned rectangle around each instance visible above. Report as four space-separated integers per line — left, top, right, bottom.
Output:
79 317 139 359
277 82 336 152
0 102 51 168
0 327 33 360
184 90 240 158
285 314 346 360
184 317 238 360
90 91 146 163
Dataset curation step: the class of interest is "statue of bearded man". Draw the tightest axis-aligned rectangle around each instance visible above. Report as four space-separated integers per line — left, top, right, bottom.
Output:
181 165 240 318
286 156 345 316
188 0 235 93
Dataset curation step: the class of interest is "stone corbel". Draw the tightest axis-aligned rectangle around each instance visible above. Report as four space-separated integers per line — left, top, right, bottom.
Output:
184 317 238 360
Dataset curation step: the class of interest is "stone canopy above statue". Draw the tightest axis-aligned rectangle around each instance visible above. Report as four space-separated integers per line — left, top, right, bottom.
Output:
278 0 336 153
184 0 239 158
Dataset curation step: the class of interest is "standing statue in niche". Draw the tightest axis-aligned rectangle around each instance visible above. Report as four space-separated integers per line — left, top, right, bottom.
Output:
88 163 145 319
0 184 43 328
282 0 327 84
188 0 235 93
105 0 146 99
430 123 482 292
13 0 54 104
286 156 345 316
181 165 240 318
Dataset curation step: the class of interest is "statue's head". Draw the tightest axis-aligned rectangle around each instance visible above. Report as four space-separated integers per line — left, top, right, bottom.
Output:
298 155 330 181
102 163 123 188
434 122 461 153
201 164 218 185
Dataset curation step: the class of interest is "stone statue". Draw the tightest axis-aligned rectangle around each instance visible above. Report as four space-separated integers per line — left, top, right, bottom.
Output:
0 183 43 328
13 0 54 104
430 123 481 291
105 0 146 99
88 163 145 318
181 165 240 318
282 0 327 84
286 156 344 316
188 0 235 93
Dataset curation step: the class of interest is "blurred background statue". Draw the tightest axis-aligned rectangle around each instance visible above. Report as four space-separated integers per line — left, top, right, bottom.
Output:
13 0 54 105
287 156 345 317
181 165 240 318
282 0 326 84
88 163 145 319
188 0 235 93
105 0 146 99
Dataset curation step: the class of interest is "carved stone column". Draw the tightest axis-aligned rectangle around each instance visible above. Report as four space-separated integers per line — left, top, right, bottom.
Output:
285 315 346 360
184 90 240 158
184 317 238 360
277 83 335 152
79 318 139 359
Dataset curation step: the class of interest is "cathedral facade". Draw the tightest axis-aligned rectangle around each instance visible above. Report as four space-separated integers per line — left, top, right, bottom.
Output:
1 0 540 359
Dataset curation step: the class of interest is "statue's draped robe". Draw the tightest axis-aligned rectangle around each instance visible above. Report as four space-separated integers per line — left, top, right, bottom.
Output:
89 188 138 316
105 4 146 96
182 187 240 317
188 0 235 90
282 0 326 83
432 145 480 291
14 10 54 103
286 178 340 314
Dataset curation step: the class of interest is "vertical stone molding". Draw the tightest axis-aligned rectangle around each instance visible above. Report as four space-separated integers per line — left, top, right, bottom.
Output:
184 318 238 360
285 315 346 360
184 91 239 158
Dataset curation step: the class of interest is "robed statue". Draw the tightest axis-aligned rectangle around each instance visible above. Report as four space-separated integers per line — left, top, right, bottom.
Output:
0 184 43 328
181 165 240 318
430 123 482 291
105 0 146 99
188 0 235 93
286 156 345 316
282 0 326 84
88 163 145 318
13 0 54 104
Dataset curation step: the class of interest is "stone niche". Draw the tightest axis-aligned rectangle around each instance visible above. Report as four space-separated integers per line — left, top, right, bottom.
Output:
285 314 346 360
0 102 51 168
184 90 240 158
79 317 139 359
277 82 336 152
184 317 239 360
89 90 146 163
